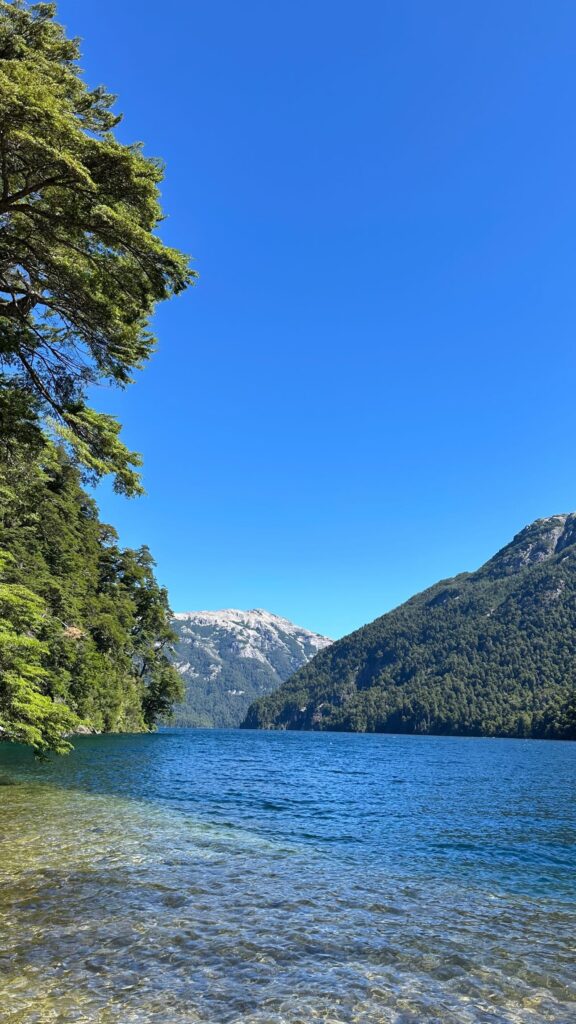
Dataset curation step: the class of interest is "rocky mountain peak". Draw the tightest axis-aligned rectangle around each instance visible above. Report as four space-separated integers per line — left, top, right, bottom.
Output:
170 609 331 728
480 513 576 577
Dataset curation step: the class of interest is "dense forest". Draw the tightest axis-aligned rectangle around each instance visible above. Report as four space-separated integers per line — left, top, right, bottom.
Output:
0 403 183 752
243 515 576 739
0 2 192 752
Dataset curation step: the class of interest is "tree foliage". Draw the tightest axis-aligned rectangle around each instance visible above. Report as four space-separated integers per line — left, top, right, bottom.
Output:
0 3 191 753
0 551 79 754
0 414 184 753
0 1 194 494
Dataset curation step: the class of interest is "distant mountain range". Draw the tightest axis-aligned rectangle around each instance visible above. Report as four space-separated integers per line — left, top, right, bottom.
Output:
170 609 331 727
243 515 576 739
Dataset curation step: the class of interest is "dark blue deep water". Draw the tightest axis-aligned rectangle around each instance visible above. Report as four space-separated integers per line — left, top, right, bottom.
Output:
0 730 574 1023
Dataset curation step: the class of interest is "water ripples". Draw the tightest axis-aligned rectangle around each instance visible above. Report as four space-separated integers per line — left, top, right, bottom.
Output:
0 730 574 1023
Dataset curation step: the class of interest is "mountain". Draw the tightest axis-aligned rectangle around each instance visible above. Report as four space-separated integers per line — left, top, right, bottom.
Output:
242 515 576 739
170 609 331 727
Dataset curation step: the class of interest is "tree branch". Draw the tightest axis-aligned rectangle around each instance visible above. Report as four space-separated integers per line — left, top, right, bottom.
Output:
0 134 9 201
0 176 69 213
16 349 65 418
0 292 38 318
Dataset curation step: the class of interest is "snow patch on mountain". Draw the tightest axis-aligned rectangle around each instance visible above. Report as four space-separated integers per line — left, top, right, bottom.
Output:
170 609 331 728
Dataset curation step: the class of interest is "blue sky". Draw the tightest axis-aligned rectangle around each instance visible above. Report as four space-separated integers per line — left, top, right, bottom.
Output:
57 1 576 639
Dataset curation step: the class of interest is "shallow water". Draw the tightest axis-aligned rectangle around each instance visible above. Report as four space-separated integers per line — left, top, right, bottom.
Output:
0 730 574 1023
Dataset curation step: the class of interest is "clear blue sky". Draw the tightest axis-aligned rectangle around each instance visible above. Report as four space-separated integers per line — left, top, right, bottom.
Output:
58 1 576 639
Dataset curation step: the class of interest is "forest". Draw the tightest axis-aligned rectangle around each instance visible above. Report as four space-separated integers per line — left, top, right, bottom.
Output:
243 517 576 739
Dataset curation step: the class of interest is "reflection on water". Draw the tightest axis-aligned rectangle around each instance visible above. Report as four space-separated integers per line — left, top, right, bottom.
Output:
0 730 574 1023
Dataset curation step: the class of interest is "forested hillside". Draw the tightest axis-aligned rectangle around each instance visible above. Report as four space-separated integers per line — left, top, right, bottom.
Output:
243 515 576 739
0 2 192 752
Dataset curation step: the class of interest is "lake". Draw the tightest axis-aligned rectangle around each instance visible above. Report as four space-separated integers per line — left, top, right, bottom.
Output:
0 730 574 1023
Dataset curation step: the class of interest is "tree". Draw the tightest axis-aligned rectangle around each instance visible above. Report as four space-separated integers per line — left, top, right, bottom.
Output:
0 1 195 494
97 542 184 725
0 429 184 752
0 552 80 754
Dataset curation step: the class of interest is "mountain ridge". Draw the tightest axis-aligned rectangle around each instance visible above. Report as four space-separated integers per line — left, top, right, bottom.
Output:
242 515 576 739
170 608 331 728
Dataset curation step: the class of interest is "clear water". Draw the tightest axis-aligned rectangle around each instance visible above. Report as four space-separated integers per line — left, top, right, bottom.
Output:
0 730 574 1024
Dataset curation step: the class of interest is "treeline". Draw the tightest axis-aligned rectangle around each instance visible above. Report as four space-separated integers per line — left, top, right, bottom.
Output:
0 395 183 752
243 519 576 739
0 2 193 752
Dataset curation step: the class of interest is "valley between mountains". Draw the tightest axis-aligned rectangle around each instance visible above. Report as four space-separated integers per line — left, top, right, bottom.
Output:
172 515 576 740
170 609 331 727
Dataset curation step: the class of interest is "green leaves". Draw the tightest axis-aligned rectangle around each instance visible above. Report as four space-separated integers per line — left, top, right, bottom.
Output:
0 4 189 753
0 0 195 493
0 553 80 755
0 433 183 753
51 407 144 496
